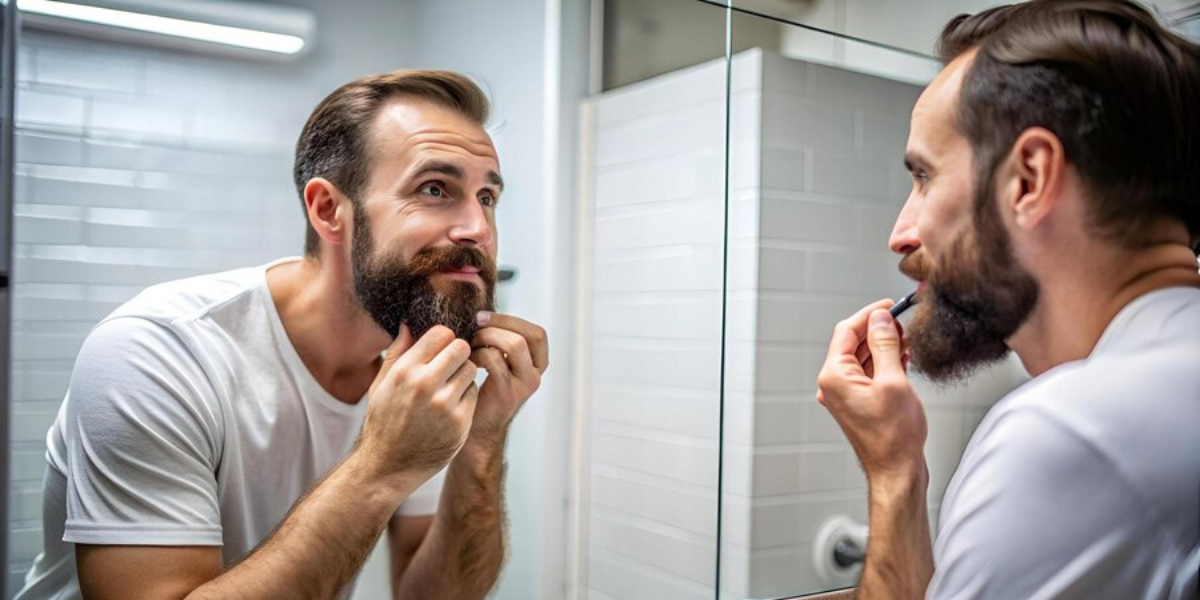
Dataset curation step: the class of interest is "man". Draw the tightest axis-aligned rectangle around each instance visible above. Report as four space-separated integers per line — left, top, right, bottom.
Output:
816 2 1198 599
15 70 547 600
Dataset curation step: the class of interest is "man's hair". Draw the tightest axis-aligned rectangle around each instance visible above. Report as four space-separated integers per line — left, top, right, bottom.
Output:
937 0 1200 249
293 70 491 256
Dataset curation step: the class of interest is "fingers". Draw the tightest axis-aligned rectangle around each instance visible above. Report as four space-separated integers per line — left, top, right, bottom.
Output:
426 338 473 384
372 324 416 394
472 327 538 382
470 347 509 382
398 325 458 368
826 299 896 365
442 359 479 404
865 310 904 379
476 312 549 371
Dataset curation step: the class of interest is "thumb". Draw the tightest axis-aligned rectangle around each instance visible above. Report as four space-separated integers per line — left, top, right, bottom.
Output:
371 325 415 392
866 309 904 377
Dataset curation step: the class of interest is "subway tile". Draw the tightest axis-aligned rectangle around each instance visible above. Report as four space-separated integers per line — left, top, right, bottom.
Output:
35 45 141 94
11 449 50 482
9 527 43 565
755 345 824 394
594 245 725 293
756 295 877 345
14 214 85 245
15 89 86 134
926 408 966 503
592 339 722 391
17 43 35 83
12 367 71 402
759 196 857 244
590 475 716 539
857 202 902 249
588 551 711 600
762 94 857 155
591 294 722 341
860 111 911 160
809 63 915 116
761 148 807 192
10 487 44 522
752 401 805 445
594 198 725 250
597 60 724 126
807 248 898 294
591 386 719 438
11 331 88 362
596 102 724 168
590 433 718 488
15 132 84 167
748 546 828 598
761 52 809 97
757 247 805 292
804 401 845 443
90 99 188 141
590 515 714 584
810 154 890 198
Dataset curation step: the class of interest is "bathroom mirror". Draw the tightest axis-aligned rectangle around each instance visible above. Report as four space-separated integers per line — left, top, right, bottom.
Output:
717 2 1027 599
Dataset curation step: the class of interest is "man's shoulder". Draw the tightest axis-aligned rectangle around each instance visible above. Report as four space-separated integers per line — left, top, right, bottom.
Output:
104 261 283 328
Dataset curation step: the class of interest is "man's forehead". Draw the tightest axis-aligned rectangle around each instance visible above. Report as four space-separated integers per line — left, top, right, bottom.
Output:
910 50 976 152
371 98 499 165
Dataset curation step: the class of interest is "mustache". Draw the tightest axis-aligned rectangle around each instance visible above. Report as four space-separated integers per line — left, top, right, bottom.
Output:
898 250 932 282
405 245 496 279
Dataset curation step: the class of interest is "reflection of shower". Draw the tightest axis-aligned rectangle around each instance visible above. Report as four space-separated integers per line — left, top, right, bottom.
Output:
813 515 868 587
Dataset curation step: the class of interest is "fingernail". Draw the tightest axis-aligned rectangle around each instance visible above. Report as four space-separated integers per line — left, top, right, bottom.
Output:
476 311 493 327
869 310 892 329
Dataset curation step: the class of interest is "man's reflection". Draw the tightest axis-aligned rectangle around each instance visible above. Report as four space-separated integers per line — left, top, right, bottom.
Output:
16 69 548 600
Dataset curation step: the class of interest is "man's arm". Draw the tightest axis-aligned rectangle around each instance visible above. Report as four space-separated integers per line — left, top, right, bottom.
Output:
816 302 933 600
389 311 548 600
78 325 481 600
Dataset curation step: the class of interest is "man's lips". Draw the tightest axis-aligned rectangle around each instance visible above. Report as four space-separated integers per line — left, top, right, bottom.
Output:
438 267 483 282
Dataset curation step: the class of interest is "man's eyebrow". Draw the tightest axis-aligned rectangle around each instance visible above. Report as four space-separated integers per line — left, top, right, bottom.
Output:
411 160 465 181
904 152 930 173
487 171 504 191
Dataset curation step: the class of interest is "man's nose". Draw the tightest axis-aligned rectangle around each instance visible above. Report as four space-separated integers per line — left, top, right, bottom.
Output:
449 198 494 248
889 193 921 255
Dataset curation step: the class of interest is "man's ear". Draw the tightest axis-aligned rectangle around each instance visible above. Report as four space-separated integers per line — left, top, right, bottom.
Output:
1003 127 1065 231
304 178 352 248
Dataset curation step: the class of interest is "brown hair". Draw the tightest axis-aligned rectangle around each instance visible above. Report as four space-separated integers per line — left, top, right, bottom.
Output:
936 0 1200 249
293 70 491 255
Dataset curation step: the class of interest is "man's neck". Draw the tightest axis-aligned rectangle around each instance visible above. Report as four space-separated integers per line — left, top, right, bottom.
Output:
1008 242 1200 377
266 256 392 404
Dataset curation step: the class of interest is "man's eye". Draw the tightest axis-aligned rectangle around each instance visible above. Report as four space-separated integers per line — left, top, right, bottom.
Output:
913 171 930 185
419 183 445 198
480 194 495 207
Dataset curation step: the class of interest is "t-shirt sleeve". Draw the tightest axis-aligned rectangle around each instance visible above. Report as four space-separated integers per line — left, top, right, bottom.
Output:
926 407 1150 600
61 317 225 546
396 466 446 516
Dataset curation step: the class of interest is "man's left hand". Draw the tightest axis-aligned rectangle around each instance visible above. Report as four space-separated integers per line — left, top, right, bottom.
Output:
468 312 549 444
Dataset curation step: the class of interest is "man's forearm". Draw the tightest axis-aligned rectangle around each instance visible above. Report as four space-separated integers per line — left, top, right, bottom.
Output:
188 451 424 600
856 469 934 600
396 435 508 600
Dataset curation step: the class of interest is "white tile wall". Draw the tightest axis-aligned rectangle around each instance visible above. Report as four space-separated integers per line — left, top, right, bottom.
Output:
585 54 731 600
5 18 407 594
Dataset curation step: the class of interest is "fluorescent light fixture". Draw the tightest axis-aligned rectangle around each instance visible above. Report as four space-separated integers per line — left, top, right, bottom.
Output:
18 0 315 59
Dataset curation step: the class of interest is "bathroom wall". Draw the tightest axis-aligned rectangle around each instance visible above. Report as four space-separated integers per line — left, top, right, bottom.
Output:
583 55 729 600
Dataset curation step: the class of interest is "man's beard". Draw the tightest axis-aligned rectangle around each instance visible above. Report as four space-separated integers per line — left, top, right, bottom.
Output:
901 172 1039 384
351 208 496 341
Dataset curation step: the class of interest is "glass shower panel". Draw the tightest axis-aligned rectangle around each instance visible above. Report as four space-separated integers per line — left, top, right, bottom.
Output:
717 4 1028 599
577 1 730 599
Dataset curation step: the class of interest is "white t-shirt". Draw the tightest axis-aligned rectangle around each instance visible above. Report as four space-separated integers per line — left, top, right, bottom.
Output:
15 258 445 600
928 287 1200 600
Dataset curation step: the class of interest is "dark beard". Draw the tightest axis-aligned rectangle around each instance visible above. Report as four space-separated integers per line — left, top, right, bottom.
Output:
351 207 497 340
902 172 1039 384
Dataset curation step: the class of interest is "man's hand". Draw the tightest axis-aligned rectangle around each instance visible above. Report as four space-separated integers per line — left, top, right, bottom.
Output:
358 324 479 483
468 312 549 444
817 300 927 482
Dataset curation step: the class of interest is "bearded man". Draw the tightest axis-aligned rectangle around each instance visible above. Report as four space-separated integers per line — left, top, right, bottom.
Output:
816 1 1199 599
16 70 547 600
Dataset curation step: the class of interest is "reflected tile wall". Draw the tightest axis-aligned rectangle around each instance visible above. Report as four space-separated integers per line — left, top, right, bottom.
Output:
586 56 730 600
8 33 303 594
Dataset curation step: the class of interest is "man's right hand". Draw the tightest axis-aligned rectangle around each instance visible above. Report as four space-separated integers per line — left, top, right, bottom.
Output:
357 324 479 484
